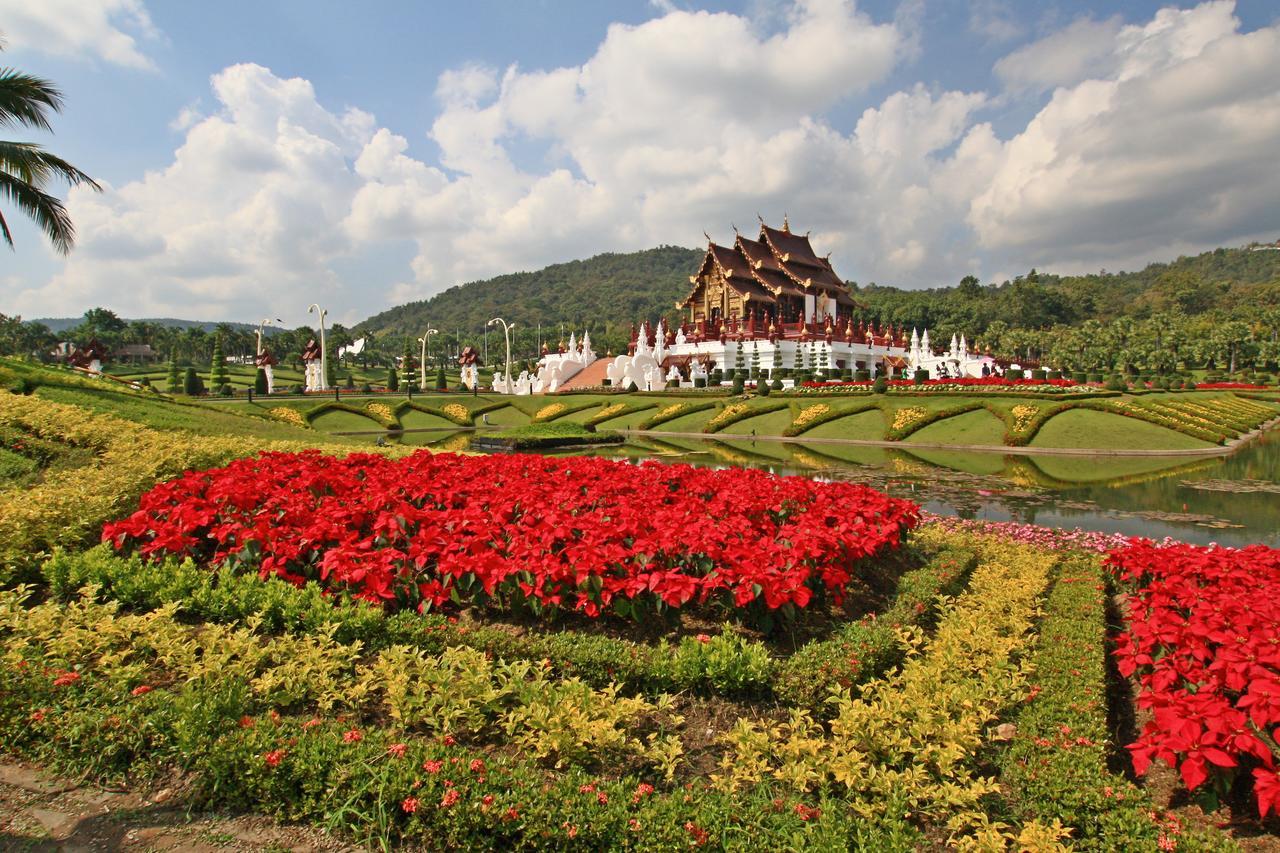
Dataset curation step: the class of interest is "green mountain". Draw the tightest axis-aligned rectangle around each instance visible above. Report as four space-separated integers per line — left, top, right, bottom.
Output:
356 246 701 341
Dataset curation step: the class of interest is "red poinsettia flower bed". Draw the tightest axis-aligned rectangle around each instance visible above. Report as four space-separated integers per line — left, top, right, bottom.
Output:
102 450 918 621
1107 539 1280 816
802 376 1077 389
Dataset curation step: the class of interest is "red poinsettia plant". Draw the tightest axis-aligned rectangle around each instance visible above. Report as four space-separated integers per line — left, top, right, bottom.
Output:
1107 539 1280 817
103 450 918 626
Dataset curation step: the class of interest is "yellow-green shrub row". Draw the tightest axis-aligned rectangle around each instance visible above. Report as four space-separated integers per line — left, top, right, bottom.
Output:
0 393 394 580
0 588 683 776
716 534 1066 848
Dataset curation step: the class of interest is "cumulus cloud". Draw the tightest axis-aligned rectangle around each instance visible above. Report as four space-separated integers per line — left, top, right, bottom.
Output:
0 0 160 70
972 1 1280 272
11 0 1280 321
12 64 375 320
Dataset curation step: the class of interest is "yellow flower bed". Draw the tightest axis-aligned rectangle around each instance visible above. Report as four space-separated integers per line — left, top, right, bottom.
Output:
714 534 1061 846
892 406 927 431
364 402 395 423
654 404 685 421
594 403 626 422
791 403 830 431
1010 404 1039 434
704 403 751 432
269 407 307 427
441 403 472 424
534 403 566 422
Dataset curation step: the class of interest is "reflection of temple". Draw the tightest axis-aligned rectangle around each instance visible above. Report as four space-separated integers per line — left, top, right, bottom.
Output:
682 217 856 331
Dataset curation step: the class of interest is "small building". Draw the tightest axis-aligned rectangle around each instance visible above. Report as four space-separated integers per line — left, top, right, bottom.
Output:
114 343 160 364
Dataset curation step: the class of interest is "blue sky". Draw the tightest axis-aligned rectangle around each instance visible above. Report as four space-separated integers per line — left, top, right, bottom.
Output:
2 0 1278 327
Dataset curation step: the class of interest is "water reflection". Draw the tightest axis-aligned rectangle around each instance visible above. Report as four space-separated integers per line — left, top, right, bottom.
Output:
538 429 1280 547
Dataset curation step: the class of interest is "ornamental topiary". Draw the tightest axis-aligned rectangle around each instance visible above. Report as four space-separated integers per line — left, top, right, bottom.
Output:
182 366 203 396
872 376 889 394
254 368 268 394
387 367 399 391
436 365 447 391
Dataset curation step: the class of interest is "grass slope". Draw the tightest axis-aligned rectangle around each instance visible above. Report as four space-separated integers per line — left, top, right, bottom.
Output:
1030 408 1213 451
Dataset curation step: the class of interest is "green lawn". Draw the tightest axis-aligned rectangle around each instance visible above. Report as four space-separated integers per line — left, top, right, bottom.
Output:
804 409 886 441
399 408 460 430
1030 408 1213 451
904 408 1006 446
308 409 386 437
724 407 796 435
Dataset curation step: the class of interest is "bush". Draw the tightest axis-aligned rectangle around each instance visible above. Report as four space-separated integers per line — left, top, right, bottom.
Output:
710 369 723 385
1087 372 1103 383
1005 368 1024 380
182 367 204 396
254 368 269 394
758 381 770 397
435 366 448 391
1030 369 1046 381
344 375 355 390
855 369 871 382
872 376 889 394
693 377 706 388
218 384 234 397
8 376 36 395
288 383 304 395
1103 377 1128 392
912 369 928 385
360 383 372 393
601 378 611 386
770 378 783 391
626 381 639 392
731 376 744 394
386 367 399 392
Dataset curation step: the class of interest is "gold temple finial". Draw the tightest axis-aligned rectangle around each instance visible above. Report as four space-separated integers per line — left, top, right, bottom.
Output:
782 213 790 233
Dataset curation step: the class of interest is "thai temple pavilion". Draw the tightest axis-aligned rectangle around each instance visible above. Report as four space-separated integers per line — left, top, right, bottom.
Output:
681 217 858 332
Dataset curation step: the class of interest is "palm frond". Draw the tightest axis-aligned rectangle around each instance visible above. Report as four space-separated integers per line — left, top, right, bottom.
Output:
0 69 63 131
0 140 100 190
0 170 77 254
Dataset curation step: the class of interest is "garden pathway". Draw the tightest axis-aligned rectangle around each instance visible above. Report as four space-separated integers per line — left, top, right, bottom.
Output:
0 761 355 852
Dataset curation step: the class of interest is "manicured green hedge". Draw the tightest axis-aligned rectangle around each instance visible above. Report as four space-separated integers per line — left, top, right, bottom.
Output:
774 547 977 710
993 556 1236 852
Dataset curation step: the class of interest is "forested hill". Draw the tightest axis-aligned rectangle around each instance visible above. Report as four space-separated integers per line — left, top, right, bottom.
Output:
357 246 702 340
851 244 1280 338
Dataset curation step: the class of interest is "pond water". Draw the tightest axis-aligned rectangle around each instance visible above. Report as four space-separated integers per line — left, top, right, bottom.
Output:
405 427 1280 547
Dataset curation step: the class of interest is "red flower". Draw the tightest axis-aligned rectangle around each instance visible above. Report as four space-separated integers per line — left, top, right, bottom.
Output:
302 718 322 730
596 791 609 805
481 794 495 807
443 734 457 746
387 742 408 758
130 684 153 696
401 796 419 814
440 789 460 809
342 729 363 743
238 715 254 728
423 759 443 774
263 749 285 767
469 758 484 773
696 634 711 644
51 671 80 687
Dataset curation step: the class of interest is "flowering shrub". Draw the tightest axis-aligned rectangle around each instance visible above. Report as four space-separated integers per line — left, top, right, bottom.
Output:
891 406 927 432
533 403 566 422
1107 539 1280 816
103 450 918 621
365 402 396 422
791 404 829 432
701 401 787 434
1009 405 1038 434
440 403 473 425
269 407 307 427
635 401 716 430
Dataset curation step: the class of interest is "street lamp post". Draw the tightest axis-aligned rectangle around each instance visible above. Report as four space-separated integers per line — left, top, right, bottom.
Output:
418 327 439 390
308 303 328 391
256 317 281 358
487 317 515 393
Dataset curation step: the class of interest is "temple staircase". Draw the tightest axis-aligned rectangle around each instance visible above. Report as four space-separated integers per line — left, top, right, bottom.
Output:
555 358 612 391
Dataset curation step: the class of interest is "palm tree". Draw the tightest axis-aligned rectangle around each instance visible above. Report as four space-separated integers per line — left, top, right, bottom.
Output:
0 45 100 253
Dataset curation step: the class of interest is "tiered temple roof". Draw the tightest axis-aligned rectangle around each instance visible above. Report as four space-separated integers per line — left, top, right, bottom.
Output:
679 220 857 327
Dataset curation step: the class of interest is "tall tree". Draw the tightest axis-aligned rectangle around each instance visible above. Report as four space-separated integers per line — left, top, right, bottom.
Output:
0 47 100 252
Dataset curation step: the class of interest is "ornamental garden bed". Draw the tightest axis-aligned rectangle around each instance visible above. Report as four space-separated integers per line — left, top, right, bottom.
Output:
2 386 1270 849
471 423 625 452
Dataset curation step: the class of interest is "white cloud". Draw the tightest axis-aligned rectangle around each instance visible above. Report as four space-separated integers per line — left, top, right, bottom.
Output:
968 0 1024 43
972 1 1280 273
12 0 1280 322
12 64 375 320
0 0 160 70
